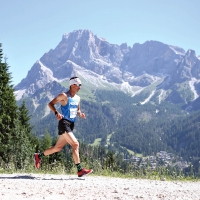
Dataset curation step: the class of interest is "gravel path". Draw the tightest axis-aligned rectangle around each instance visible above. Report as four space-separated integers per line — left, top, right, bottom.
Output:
0 173 200 200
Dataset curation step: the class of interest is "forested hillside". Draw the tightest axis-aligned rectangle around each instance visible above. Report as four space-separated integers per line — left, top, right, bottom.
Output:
29 88 200 161
27 88 200 176
162 111 200 160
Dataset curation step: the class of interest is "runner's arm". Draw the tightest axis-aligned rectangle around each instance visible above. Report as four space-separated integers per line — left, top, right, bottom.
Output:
77 103 86 119
48 93 66 120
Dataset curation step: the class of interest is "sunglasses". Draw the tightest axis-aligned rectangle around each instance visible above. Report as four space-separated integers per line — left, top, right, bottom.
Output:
74 83 82 87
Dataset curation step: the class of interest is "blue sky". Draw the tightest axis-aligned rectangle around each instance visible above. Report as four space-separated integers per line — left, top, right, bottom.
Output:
1 0 200 85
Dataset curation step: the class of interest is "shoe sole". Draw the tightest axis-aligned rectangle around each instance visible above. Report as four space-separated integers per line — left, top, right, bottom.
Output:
78 169 93 177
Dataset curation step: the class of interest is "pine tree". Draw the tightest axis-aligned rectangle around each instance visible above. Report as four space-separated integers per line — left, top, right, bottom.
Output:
40 130 53 170
12 118 33 170
105 151 116 170
0 43 18 165
13 100 35 169
41 130 52 152
18 100 33 133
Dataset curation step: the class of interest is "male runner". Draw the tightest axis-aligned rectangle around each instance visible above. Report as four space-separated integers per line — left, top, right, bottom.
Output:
34 76 93 177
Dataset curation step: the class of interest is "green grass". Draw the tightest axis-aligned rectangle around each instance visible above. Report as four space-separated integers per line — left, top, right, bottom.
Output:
90 134 144 158
1 167 199 182
107 133 112 139
127 149 143 157
90 133 114 146
91 138 102 146
0 161 199 181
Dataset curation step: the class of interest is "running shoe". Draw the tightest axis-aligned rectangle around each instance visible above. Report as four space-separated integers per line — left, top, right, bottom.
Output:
34 153 42 169
77 168 93 177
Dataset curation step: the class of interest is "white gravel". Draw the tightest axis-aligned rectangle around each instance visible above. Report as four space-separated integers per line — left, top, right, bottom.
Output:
0 173 200 200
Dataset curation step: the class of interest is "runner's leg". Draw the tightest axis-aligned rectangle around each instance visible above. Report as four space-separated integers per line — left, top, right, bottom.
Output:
44 134 67 156
62 132 80 164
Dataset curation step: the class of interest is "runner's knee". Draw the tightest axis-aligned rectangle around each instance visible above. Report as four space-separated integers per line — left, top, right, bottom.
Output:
72 141 79 150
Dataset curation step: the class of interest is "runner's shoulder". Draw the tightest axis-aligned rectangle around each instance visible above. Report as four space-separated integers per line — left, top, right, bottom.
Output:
57 92 68 99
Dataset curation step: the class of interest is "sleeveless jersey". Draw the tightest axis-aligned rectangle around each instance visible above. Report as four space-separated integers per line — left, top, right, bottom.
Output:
61 91 80 122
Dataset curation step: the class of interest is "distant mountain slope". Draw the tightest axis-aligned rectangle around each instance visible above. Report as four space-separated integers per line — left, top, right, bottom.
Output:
14 29 200 108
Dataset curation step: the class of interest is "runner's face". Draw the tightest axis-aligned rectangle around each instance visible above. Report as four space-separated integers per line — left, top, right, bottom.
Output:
72 84 81 91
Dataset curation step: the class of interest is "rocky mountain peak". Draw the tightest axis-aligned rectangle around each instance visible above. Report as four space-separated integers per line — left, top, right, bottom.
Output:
15 30 200 107
186 49 196 58
15 60 56 91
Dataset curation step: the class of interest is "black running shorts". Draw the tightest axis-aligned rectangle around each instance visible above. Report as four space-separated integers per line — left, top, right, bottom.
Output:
58 119 74 135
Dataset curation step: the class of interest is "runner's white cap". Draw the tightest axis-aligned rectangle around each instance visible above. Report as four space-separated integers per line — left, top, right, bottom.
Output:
69 77 82 87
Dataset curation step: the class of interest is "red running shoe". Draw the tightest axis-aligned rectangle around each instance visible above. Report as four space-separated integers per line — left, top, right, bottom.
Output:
77 168 93 177
34 153 42 169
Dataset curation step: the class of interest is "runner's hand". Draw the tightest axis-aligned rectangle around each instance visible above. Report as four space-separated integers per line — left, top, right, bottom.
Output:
79 112 86 119
55 112 63 120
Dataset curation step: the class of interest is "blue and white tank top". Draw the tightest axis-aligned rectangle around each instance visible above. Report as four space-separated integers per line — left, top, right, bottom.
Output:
61 91 80 122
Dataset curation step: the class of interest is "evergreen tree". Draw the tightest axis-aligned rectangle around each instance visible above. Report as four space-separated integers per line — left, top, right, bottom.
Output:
0 43 18 165
40 130 53 170
12 118 33 170
41 130 52 152
18 100 33 133
13 100 36 169
105 151 116 170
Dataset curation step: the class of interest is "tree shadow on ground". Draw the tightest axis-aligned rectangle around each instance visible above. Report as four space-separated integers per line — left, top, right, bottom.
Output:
0 175 85 180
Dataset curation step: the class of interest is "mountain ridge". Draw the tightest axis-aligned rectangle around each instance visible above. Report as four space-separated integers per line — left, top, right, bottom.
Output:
14 29 200 109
